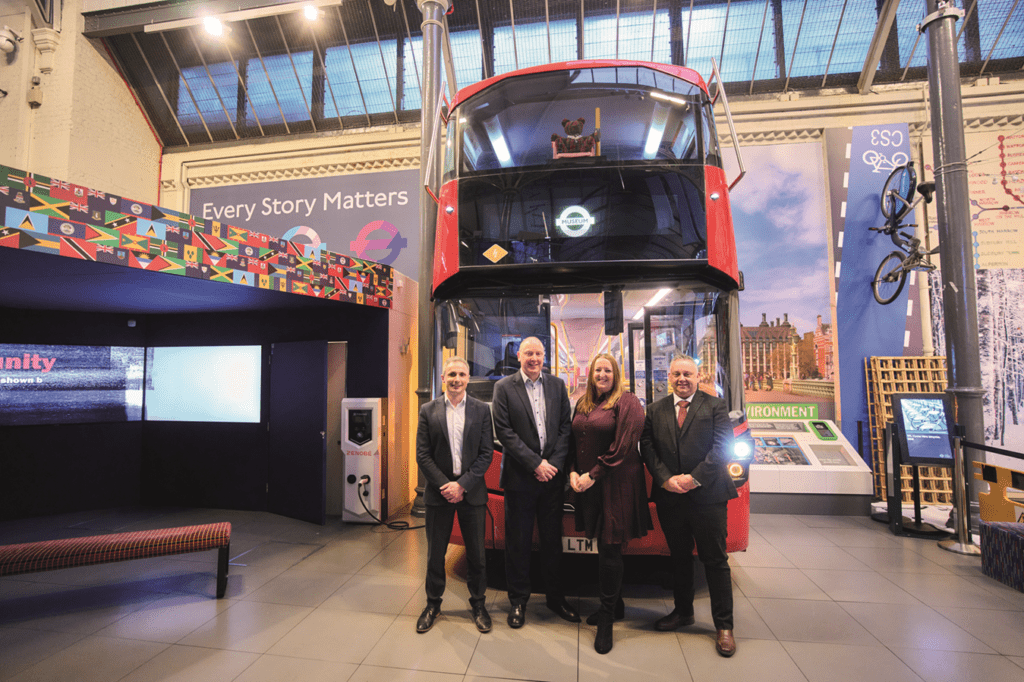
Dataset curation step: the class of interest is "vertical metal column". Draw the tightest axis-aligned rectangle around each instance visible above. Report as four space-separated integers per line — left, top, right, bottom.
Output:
411 0 448 517
922 1 986 515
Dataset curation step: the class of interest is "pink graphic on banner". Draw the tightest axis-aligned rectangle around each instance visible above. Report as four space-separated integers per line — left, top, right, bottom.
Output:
350 220 408 266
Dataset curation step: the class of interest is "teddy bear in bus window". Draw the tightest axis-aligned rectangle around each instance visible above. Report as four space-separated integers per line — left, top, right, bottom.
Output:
551 117 599 157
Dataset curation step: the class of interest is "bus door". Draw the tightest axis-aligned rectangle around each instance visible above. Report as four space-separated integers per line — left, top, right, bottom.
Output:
633 303 718 407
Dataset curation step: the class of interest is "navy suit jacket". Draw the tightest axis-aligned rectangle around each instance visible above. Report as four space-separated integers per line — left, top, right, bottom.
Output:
640 390 738 506
416 395 494 506
492 371 572 492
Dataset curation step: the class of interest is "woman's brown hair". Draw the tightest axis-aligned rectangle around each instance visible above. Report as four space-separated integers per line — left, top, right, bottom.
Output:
575 353 625 415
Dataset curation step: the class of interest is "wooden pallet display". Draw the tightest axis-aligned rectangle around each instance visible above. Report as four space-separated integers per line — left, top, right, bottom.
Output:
865 356 950 502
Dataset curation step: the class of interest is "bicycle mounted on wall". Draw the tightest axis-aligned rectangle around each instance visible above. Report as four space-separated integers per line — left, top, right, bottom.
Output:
870 161 939 305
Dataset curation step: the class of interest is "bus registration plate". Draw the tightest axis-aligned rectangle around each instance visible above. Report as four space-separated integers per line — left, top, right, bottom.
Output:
563 536 598 554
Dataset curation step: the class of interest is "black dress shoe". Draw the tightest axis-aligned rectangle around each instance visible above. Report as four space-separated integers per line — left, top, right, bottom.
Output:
586 597 625 625
416 604 440 633
546 598 581 623
507 604 526 629
472 605 492 633
654 609 695 631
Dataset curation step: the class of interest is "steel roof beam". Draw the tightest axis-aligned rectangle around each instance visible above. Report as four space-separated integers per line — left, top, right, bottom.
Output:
858 0 902 94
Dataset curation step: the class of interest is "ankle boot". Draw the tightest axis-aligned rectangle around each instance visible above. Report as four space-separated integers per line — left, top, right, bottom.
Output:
594 613 613 654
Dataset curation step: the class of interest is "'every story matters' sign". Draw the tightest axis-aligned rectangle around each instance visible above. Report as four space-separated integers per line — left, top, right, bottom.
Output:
189 169 420 279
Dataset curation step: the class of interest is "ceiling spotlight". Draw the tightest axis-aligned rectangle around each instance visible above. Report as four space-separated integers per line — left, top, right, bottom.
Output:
303 5 321 20
0 26 24 55
203 16 225 37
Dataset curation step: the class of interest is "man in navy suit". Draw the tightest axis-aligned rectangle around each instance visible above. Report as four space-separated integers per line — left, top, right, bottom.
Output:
492 336 579 628
415 357 494 634
640 355 738 657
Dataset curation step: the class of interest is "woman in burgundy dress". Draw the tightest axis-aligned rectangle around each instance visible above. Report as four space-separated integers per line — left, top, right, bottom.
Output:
568 353 652 654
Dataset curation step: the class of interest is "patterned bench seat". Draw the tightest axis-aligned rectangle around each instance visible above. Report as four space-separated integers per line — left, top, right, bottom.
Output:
980 521 1024 593
0 522 231 598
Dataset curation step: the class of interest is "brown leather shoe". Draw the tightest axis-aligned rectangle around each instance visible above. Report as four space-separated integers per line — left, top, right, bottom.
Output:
653 609 695 631
715 629 736 657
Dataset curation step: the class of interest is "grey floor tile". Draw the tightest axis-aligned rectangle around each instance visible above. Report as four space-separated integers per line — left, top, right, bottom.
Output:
729 543 796 569
800 568 921 604
774 544 871 571
733 567 831 601
933 607 1024 655
0 628 85 681
362 615 481 674
577 625 690 682
117 644 260 682
350 667 462 682
891 647 1024 682
678 636 806 682
245 569 353 607
5 635 168 682
750 515 808 529
266 608 396 663
839 602 995 653
1012 656 1024 671
0 582 160 634
961 575 1024 610
841 546 954 574
796 515 875 529
94 593 231 643
178 600 312 653
356 545 429 579
820 527 902 548
747 598 880 646
294 540 385 575
756 526 836 548
782 642 924 682
232 654 358 682
319 573 423 615
466 620 580 682
881 571 1023 610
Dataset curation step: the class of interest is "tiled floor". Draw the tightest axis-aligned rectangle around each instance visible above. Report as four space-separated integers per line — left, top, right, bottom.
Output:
2 507 1023 682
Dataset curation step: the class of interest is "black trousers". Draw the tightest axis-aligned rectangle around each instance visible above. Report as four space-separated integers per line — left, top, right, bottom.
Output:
658 499 733 630
503 479 564 606
425 502 487 608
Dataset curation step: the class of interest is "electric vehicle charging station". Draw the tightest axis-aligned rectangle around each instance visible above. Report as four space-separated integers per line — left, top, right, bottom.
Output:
341 397 386 523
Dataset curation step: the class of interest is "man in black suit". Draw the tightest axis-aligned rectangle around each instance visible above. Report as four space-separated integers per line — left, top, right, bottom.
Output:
640 355 738 657
415 357 494 634
492 336 579 628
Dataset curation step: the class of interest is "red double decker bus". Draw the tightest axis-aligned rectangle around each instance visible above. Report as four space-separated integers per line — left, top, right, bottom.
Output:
432 60 751 557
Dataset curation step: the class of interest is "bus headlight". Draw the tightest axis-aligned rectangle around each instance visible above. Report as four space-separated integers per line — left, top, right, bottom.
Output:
733 441 752 459
728 462 744 478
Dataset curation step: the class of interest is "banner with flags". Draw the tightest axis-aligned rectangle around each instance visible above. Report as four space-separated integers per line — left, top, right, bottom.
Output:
0 163 393 310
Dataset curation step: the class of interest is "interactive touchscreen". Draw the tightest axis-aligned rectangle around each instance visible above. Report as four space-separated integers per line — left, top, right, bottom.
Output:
892 393 954 466
754 436 810 465
0 344 144 426
144 346 262 423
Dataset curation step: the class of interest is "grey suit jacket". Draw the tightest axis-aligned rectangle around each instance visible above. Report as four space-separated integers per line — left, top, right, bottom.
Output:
640 390 738 506
492 371 572 492
416 395 494 506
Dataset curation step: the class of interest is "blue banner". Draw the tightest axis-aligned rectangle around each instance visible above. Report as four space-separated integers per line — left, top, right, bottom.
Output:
837 124 912 453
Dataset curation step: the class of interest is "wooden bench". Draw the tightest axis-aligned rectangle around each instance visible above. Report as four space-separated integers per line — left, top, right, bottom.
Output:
0 522 231 598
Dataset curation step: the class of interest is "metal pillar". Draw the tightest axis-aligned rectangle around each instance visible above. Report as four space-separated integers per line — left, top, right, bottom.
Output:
922 0 985 505
411 0 448 518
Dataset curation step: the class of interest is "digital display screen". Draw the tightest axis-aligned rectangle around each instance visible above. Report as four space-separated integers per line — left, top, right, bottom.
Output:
0 344 144 426
892 394 954 466
144 346 262 423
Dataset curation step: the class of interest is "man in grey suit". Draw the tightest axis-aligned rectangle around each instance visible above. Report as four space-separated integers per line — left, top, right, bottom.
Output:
492 336 579 628
415 356 494 634
640 355 738 657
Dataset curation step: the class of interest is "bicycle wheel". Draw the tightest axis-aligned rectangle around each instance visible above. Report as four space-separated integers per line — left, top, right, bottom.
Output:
873 251 908 305
879 163 917 221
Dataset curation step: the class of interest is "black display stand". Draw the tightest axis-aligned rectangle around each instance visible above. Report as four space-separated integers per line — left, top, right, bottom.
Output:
884 424 949 538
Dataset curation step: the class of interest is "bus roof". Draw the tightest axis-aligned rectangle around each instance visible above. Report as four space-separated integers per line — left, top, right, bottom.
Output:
449 60 710 111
